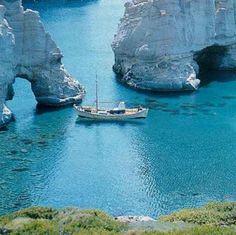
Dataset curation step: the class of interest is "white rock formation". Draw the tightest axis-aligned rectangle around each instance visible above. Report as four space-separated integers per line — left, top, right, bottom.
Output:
0 4 15 128
112 0 236 91
115 215 155 223
0 0 84 128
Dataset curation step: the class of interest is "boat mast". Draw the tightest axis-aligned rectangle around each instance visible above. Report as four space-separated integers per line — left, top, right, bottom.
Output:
95 73 98 112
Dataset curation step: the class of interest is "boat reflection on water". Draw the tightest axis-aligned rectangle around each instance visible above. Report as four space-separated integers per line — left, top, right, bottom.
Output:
75 117 147 126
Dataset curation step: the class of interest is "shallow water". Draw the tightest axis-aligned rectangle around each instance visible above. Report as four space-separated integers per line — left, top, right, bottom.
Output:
0 0 235 217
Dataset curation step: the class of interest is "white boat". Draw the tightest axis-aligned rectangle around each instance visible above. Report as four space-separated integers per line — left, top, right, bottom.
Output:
74 76 148 121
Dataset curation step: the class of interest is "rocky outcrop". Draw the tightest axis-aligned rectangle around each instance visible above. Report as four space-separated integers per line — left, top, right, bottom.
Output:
112 0 236 91
0 0 84 128
115 215 155 223
0 4 15 128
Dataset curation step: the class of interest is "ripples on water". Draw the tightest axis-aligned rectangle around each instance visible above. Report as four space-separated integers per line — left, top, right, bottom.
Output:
0 0 235 217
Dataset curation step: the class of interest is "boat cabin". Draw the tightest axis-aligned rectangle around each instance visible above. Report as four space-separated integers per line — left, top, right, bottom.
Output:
109 102 126 114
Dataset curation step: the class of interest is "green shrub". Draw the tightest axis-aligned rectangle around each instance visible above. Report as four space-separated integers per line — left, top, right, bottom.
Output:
68 228 121 235
63 209 126 233
11 220 59 235
0 208 126 235
14 207 58 220
161 202 236 226
128 225 236 235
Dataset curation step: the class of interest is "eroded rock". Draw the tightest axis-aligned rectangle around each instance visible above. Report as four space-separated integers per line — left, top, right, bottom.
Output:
112 0 236 91
115 215 155 223
0 0 84 128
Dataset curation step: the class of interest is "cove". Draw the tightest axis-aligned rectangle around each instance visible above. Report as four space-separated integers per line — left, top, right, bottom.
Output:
0 0 235 217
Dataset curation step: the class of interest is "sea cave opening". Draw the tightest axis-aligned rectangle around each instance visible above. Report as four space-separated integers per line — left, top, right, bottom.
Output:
193 45 229 85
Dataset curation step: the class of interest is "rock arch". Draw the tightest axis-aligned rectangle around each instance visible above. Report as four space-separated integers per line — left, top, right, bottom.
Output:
0 0 84 128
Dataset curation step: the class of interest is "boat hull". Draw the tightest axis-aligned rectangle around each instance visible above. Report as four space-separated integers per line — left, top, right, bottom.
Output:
74 106 148 120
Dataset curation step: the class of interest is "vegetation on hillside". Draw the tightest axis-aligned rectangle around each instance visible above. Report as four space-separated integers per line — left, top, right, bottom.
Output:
161 202 236 226
130 226 236 235
0 202 235 234
0 207 126 235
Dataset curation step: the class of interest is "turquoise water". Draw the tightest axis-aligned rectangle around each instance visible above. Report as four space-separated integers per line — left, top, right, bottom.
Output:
0 0 235 217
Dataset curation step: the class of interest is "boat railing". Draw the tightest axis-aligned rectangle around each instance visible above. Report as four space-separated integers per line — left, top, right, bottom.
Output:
94 101 142 108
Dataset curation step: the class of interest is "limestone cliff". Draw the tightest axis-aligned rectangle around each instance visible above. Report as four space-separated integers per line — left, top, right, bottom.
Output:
112 0 236 91
0 4 15 127
0 0 84 128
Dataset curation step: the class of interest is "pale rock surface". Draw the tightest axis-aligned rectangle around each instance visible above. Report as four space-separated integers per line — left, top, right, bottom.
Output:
115 215 155 223
0 4 15 127
0 0 84 127
112 0 236 91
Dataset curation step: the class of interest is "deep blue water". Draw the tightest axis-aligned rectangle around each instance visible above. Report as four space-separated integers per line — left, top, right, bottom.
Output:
0 0 235 217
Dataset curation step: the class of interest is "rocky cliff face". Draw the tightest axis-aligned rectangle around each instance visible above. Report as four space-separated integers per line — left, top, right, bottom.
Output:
0 3 15 127
112 0 236 91
0 0 84 128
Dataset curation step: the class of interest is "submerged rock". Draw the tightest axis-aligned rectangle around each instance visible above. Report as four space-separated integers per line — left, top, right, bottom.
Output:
20 148 28 153
112 0 236 91
12 167 30 172
9 150 18 155
21 138 33 145
0 0 84 128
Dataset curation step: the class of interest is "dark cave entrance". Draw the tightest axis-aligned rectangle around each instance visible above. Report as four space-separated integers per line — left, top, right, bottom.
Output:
193 45 228 85
194 45 228 71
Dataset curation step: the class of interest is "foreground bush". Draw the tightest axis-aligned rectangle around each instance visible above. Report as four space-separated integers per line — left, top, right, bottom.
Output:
133 226 236 235
0 203 235 234
161 202 236 226
0 207 126 235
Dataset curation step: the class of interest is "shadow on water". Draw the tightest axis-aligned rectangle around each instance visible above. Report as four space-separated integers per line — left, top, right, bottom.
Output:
34 104 73 115
112 73 231 117
75 117 146 127
0 126 9 132
199 70 236 87
23 0 99 9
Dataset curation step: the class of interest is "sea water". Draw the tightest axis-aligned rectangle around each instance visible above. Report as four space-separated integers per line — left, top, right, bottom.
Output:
0 0 235 217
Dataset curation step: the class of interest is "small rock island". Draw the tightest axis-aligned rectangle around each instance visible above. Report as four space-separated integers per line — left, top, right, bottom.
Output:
112 0 236 91
0 0 84 128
